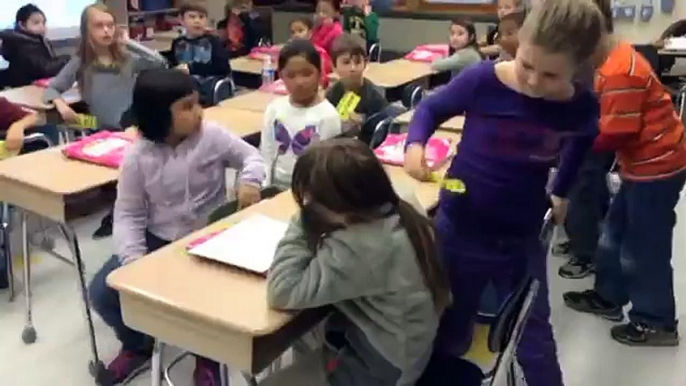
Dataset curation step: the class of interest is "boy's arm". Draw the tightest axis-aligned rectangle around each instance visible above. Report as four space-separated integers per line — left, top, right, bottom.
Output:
593 74 647 152
267 214 378 310
208 35 232 76
114 151 149 264
407 63 482 145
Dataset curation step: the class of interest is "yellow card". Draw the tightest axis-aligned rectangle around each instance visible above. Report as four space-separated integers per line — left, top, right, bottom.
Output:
0 141 19 160
336 92 361 120
75 114 98 130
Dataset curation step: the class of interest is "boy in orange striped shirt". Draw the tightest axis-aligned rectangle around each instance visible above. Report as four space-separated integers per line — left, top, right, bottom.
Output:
564 7 686 347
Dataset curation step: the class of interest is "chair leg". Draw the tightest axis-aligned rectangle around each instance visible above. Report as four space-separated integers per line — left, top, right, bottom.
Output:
1 203 15 301
151 340 164 386
220 364 230 386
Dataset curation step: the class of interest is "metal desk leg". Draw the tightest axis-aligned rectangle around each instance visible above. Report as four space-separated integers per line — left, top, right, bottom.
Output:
220 364 230 386
21 211 36 344
242 374 258 386
57 225 107 382
151 340 164 386
1 202 15 302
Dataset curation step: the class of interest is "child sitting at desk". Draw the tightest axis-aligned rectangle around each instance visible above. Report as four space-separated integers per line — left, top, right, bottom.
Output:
263 138 449 386
289 17 333 87
326 33 388 145
216 0 264 58
170 2 232 107
312 0 343 55
0 4 70 87
44 3 167 239
497 10 525 60
261 39 341 191
88 68 265 386
430 19 482 78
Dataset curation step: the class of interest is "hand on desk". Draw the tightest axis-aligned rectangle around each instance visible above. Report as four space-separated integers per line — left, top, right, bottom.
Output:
237 184 261 209
404 144 434 182
55 99 79 125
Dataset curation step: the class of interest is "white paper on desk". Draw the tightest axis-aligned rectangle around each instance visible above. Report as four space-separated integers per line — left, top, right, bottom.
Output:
664 37 686 51
188 214 288 274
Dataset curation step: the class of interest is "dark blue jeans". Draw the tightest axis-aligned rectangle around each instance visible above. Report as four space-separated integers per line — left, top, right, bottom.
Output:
595 171 686 328
89 231 170 353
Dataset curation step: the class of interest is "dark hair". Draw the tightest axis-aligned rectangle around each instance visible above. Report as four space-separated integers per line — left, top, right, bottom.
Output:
291 138 451 311
499 10 526 28
451 18 479 50
290 16 313 31
132 69 196 143
15 4 44 30
317 0 338 12
592 0 613 33
278 38 322 72
179 1 208 16
330 33 367 63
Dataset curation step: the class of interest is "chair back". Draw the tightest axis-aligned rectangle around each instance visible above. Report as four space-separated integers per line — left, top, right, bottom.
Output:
488 277 540 385
363 111 393 148
402 83 425 109
369 42 382 63
633 44 660 75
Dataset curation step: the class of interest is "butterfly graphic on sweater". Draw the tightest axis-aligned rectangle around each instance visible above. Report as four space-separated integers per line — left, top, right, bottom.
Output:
274 119 320 156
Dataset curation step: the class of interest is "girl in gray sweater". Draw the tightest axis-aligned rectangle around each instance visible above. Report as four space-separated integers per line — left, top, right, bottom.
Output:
264 138 450 386
430 19 482 78
43 3 167 130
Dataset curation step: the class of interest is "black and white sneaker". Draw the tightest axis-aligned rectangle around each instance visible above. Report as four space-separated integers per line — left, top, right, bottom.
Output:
551 241 571 258
563 289 624 322
558 258 595 279
611 322 680 347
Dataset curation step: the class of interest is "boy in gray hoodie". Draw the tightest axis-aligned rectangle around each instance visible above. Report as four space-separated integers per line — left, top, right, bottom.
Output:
264 138 450 386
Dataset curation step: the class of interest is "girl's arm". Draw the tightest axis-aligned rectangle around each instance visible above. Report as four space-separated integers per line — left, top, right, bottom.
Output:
267 214 378 309
212 125 266 186
551 109 599 199
406 63 482 146
480 44 501 57
260 104 277 185
42 57 79 104
430 48 480 74
113 151 149 264
127 40 169 71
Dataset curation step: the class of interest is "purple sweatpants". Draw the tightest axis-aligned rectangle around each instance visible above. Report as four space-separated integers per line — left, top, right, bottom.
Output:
434 210 564 386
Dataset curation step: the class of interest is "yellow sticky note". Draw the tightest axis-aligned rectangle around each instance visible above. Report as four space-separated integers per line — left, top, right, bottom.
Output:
441 178 467 194
336 92 361 121
0 141 20 160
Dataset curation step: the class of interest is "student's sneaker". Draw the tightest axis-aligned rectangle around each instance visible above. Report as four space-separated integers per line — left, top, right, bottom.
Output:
563 289 624 322
193 357 222 386
104 350 152 385
92 213 113 240
551 241 571 258
558 258 595 279
611 322 680 347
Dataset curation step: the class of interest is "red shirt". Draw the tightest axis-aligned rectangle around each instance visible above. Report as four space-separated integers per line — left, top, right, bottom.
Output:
315 44 333 87
0 97 29 133
311 21 343 54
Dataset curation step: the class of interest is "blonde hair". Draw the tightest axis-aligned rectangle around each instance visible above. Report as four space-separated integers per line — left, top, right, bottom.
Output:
77 3 128 92
520 0 605 68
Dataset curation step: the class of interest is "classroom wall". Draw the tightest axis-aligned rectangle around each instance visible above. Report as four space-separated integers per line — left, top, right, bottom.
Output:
613 2 686 43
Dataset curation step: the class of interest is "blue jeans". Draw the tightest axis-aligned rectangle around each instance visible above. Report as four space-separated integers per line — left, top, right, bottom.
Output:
89 231 170 353
595 171 686 328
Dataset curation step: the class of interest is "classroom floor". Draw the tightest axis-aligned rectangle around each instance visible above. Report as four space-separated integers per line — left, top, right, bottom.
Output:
1 197 685 386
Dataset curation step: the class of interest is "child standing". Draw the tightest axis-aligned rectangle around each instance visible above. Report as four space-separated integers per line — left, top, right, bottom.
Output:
0 4 70 87
564 12 686 347
261 39 341 190
405 1 608 385
43 3 167 239
262 138 450 386
88 68 265 386
170 2 231 107
311 0 343 55
326 33 388 145
341 0 379 50
430 19 482 78
289 17 333 87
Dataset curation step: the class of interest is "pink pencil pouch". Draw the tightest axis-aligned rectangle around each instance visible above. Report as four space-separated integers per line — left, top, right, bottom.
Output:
62 131 134 169
374 133 453 168
248 46 281 60
404 44 450 63
33 78 53 88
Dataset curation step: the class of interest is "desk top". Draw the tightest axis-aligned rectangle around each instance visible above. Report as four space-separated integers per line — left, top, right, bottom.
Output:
230 56 263 75
203 107 264 138
364 60 434 89
107 131 459 337
219 91 280 112
394 110 464 132
659 49 686 57
0 85 81 111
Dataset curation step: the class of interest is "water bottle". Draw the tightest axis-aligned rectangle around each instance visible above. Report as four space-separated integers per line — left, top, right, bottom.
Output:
261 55 275 87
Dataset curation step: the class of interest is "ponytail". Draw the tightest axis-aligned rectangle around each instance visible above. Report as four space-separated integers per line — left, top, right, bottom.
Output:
396 200 451 312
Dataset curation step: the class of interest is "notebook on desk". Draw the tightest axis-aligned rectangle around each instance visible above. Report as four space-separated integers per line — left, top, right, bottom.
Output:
187 214 289 276
62 131 134 168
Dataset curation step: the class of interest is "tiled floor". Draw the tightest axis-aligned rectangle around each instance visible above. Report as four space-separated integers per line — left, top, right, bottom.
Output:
1 198 686 386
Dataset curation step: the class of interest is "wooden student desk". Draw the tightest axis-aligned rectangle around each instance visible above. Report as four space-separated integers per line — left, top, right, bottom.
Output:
230 56 264 75
364 59 434 89
106 130 460 380
394 110 465 133
219 91 280 112
203 107 265 138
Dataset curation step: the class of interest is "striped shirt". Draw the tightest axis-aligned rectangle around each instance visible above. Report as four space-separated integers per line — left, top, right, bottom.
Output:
594 41 686 180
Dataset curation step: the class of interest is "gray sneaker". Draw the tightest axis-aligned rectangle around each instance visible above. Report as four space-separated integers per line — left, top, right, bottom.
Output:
558 258 595 279
611 322 680 347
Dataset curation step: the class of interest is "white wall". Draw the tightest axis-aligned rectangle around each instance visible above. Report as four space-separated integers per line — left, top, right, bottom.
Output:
613 3 686 43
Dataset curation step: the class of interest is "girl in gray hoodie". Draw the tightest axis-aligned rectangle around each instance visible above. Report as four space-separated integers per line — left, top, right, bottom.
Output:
264 138 450 386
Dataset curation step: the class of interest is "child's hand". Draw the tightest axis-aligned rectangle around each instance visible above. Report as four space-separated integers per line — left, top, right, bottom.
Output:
349 112 364 125
404 144 432 181
4 125 25 153
363 5 372 15
237 184 261 209
55 101 79 125
550 195 569 225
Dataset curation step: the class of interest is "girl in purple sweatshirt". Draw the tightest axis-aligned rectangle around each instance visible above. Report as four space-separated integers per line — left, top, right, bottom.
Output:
405 1 609 385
